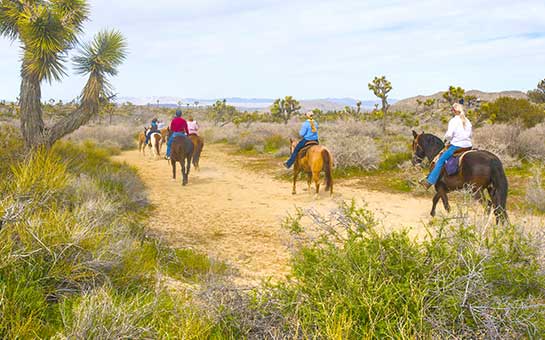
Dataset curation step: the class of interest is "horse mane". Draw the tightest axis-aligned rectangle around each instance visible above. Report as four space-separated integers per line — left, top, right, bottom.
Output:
421 133 444 161
422 133 443 148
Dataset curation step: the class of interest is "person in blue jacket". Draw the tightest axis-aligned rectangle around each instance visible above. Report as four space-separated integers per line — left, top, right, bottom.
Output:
284 111 319 168
145 118 159 145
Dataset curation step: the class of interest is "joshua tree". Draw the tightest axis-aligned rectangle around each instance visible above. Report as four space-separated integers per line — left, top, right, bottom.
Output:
356 100 362 115
368 76 392 131
194 100 199 107
443 86 465 105
271 96 301 124
0 0 127 148
528 78 545 104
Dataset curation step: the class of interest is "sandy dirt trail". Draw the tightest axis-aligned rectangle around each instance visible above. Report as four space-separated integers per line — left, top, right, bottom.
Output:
113 144 432 286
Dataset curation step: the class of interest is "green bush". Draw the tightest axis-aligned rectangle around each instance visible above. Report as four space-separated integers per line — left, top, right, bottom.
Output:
479 97 545 127
268 202 545 338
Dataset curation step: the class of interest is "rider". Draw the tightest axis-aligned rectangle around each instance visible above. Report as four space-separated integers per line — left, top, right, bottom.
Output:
165 109 189 160
419 102 472 190
283 111 319 169
145 118 159 145
187 115 199 135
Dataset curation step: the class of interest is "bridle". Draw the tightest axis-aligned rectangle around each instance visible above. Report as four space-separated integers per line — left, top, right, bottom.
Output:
412 134 426 163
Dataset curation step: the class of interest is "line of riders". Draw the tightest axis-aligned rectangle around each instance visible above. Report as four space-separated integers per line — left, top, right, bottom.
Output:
143 109 200 160
143 102 508 223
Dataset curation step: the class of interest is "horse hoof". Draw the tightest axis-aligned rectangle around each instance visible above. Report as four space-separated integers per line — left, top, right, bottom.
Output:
430 211 436 217
292 191 296 195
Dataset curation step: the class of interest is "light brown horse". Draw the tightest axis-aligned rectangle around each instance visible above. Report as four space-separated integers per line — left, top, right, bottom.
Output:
188 134 204 170
160 127 169 152
289 139 333 195
137 127 148 155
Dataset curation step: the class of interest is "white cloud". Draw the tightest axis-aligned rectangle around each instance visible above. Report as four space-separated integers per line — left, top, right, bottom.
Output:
0 0 544 101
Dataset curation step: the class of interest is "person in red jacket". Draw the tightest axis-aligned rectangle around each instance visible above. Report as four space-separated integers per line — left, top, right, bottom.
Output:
165 109 189 160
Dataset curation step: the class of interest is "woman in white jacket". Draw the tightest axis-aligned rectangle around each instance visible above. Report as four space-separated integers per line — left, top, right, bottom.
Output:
420 103 472 190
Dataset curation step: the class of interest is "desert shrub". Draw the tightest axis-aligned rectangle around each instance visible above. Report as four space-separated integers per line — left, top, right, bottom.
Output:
57 288 214 339
65 124 138 151
473 123 522 167
268 203 545 339
526 167 545 212
517 123 545 161
479 97 545 127
0 140 225 337
321 120 381 138
326 134 380 170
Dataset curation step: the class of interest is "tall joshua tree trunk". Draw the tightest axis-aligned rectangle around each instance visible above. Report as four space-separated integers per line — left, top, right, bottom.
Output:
20 75 46 147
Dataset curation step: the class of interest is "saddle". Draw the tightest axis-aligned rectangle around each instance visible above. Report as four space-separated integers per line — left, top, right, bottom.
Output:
445 147 476 176
298 140 319 159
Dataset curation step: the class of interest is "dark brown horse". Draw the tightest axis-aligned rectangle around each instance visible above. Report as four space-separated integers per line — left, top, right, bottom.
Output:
289 139 333 196
411 130 508 223
170 134 194 186
188 134 204 170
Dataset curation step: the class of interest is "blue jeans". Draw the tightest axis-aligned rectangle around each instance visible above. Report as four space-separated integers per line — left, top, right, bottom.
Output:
427 145 461 185
286 139 315 168
166 132 186 157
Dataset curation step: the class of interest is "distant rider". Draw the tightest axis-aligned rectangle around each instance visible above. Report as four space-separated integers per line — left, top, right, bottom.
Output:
283 111 319 169
165 110 189 160
145 118 159 145
419 102 472 190
187 115 199 136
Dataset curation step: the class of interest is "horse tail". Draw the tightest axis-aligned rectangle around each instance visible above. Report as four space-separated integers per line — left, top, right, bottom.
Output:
193 137 203 167
322 148 333 195
490 157 509 223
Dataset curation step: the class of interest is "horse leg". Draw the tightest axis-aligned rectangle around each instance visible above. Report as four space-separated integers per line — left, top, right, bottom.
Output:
183 156 191 186
181 158 186 186
292 166 300 195
313 171 320 195
438 185 450 213
172 160 176 180
431 192 440 217
306 173 312 193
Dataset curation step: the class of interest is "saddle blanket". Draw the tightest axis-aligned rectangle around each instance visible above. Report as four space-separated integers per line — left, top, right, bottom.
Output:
444 149 477 176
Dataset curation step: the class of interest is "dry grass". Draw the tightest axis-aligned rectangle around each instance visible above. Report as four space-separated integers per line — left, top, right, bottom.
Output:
65 124 140 151
517 123 545 161
526 167 545 212
473 124 522 168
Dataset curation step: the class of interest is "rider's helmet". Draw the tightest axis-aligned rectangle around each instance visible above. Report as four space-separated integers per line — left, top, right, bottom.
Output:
305 111 314 119
175 109 182 117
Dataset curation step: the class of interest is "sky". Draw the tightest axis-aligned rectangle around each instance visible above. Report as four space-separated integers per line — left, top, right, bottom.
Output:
1 0 544 102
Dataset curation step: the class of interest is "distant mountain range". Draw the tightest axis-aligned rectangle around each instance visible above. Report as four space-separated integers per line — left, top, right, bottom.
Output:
117 89 527 113
116 96 398 111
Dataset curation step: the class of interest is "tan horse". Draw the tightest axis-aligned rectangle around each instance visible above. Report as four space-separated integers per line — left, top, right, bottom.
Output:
138 127 148 155
289 139 333 195
188 134 204 170
159 127 169 152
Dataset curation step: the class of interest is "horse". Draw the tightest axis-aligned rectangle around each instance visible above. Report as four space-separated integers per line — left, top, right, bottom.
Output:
289 138 333 196
188 134 204 170
160 127 169 152
148 131 162 158
411 130 508 223
170 134 194 186
138 127 149 155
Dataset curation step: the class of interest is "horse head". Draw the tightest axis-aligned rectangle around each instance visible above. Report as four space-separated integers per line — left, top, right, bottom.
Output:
411 130 426 166
289 138 296 155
